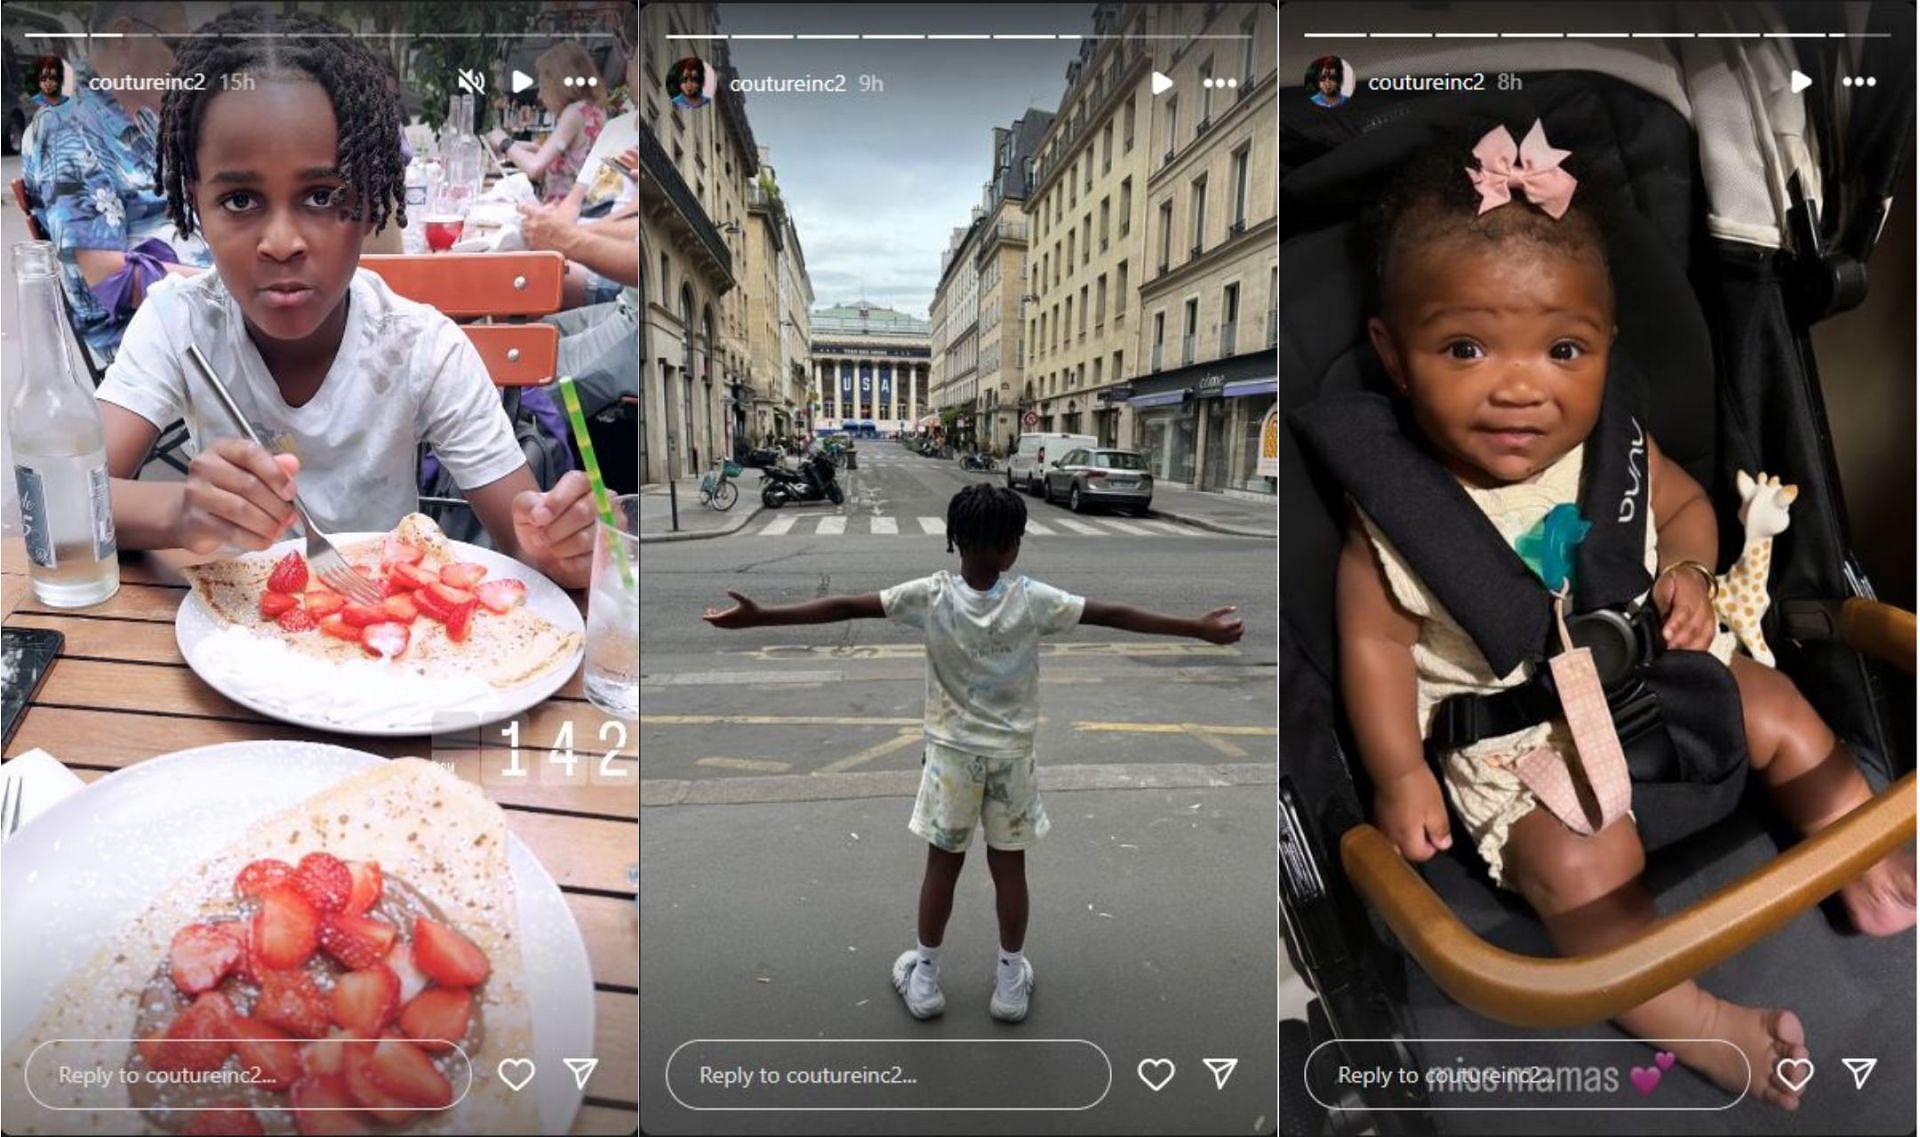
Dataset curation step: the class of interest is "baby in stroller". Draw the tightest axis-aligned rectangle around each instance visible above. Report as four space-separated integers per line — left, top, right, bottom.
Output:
1326 122 1914 1109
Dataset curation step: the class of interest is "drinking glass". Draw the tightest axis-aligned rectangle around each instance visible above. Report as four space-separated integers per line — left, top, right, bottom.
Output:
583 494 639 719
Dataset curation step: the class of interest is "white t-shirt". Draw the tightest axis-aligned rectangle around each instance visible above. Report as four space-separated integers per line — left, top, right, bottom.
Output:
97 267 525 537
578 111 638 214
881 571 1086 758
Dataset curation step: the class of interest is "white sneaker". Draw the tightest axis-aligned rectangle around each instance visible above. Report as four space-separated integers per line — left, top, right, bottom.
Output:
990 956 1034 1022
892 950 945 1019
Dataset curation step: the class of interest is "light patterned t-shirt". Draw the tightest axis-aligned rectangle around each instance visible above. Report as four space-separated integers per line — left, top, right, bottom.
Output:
881 572 1086 758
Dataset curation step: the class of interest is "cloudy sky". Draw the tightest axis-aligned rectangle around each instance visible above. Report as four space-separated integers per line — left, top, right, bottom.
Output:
717 3 1095 319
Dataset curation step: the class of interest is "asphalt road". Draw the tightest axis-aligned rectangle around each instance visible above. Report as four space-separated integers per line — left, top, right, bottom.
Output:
640 447 1279 1135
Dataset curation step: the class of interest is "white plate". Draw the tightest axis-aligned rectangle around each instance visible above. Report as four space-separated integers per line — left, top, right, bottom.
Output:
0 742 593 1135
176 533 585 736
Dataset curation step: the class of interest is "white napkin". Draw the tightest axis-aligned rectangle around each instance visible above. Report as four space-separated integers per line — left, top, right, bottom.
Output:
0 748 85 834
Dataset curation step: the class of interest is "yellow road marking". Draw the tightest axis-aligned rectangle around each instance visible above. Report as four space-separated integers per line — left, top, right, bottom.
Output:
814 729 923 775
695 756 793 773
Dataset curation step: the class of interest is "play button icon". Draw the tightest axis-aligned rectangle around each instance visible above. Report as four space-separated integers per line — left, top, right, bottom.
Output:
1790 69 1812 94
512 69 535 94
1151 70 1174 96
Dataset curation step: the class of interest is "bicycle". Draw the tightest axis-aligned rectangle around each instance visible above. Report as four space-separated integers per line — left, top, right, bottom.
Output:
699 459 742 510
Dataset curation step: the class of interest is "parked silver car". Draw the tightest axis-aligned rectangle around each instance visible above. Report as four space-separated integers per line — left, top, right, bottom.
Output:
1041 447 1154 514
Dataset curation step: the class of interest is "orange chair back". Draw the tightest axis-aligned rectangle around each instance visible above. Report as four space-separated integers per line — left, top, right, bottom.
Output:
359 252 565 388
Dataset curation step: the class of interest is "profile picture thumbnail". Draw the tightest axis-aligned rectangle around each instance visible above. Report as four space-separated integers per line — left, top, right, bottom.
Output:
1307 55 1353 108
667 56 714 110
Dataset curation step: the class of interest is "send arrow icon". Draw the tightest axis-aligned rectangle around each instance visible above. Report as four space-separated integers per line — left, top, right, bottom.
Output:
1842 1057 1877 1089
563 1057 599 1091
1202 1057 1238 1090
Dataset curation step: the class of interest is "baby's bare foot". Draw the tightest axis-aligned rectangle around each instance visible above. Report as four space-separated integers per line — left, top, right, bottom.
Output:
1672 1002 1807 1110
1839 849 1917 936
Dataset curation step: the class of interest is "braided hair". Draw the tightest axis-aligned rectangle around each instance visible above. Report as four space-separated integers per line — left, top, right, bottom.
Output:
156 9 406 239
945 484 1026 555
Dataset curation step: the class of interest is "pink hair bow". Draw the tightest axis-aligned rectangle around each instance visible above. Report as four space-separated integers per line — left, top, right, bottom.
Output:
1465 120 1578 219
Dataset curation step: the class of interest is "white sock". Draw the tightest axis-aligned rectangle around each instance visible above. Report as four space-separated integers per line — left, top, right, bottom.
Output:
996 949 1025 988
912 942 942 984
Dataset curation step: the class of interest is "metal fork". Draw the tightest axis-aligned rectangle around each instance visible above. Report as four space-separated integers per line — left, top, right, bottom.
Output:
2 775 23 839
184 346 385 606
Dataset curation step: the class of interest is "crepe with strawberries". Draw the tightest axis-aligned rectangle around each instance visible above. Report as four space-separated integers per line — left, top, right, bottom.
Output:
0 759 540 1135
182 513 581 689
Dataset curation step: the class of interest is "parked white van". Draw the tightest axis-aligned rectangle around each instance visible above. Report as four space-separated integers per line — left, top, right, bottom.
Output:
1006 432 1098 496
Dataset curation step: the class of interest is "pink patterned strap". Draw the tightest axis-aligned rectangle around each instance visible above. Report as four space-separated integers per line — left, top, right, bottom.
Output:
1466 119 1579 220
1510 646 1633 835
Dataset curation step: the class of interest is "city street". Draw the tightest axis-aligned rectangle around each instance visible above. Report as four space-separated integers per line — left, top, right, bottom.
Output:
640 445 1278 1135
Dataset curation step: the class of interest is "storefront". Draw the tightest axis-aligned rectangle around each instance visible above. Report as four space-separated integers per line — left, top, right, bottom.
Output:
1124 354 1276 496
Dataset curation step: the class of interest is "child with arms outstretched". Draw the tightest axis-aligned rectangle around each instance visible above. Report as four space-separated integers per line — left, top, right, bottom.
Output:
703 483 1243 1020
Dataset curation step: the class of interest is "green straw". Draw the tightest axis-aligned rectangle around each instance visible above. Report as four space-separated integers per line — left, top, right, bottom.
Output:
556 376 634 590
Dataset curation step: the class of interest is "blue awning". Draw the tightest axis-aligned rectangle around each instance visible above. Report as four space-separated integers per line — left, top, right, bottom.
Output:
1224 378 1277 398
1129 392 1186 409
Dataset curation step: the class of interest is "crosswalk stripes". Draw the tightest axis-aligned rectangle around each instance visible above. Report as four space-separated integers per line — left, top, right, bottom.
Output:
742 514 1240 539
758 515 797 536
1024 520 1056 535
870 516 898 535
1098 519 1154 536
918 517 946 535
1053 518 1107 535
816 516 847 535
1139 520 1188 536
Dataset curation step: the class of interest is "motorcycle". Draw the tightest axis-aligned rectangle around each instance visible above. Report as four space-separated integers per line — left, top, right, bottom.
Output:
961 451 996 472
761 453 845 508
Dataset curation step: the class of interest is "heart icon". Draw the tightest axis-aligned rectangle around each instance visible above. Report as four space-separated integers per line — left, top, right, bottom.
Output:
497 1057 536 1092
1775 1057 1815 1093
1628 1065 1662 1096
1137 1058 1175 1092
1654 1051 1676 1071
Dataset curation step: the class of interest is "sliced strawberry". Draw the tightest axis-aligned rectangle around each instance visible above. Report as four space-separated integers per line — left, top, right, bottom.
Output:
169 923 244 995
236 858 295 900
353 564 376 578
289 1074 370 1135
304 589 346 617
291 853 353 914
426 582 475 609
183 1103 265 1135
362 1035 454 1108
254 969 330 1040
338 1039 421 1126
337 603 388 628
267 551 308 594
380 574 416 598
361 622 410 660
277 606 317 633
474 578 527 614
397 987 471 1052
318 614 362 643
438 562 488 589
344 860 383 915
390 562 439 590
410 588 451 622
229 1016 304 1089
260 592 299 619
158 990 237 1072
318 911 397 970
330 964 400 1035
410 916 490 986
444 600 477 643
382 537 426 567
251 885 320 969
383 941 429 1005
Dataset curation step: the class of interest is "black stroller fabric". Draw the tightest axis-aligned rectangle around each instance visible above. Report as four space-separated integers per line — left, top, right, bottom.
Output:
1280 71 1914 1134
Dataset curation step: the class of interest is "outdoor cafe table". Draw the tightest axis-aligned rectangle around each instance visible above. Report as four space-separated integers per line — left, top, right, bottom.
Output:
2 539 638 1134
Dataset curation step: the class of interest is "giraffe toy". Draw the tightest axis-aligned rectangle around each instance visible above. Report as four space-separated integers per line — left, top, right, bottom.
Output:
1713 470 1798 668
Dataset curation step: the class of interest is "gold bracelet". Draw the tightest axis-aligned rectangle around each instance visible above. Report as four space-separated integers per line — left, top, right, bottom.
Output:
1657 559 1718 598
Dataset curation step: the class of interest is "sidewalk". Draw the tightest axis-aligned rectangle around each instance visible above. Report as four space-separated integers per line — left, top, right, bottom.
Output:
639 475 764 543
1149 484 1277 538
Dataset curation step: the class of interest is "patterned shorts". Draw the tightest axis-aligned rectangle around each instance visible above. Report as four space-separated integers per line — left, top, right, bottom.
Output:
909 741 1050 853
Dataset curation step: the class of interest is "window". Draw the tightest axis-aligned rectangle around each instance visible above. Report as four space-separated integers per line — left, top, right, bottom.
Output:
1054 244 1062 285
1082 216 1091 264
1102 122 1113 172
1096 274 1108 325
1269 264 1279 347
1183 298 1199 365
1221 282 1240 356
1158 201 1174 270
1231 146 1250 230
1067 231 1075 270
1164 96 1178 158
1154 311 1166 347
1042 252 1049 290
1119 178 1132 235
1084 155 1092 194
1100 197 1111 247
1093 357 1103 387
1240 13 1257 89
1115 262 1128 321
1113 349 1124 382
1190 175 1208 255
1065 296 1073 338
1198 58 1213 127
1079 285 1089 334
1123 96 1136 150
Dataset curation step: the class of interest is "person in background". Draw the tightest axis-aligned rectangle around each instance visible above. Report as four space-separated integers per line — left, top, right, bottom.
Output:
517 144 638 419
496 40 607 205
535 34 640 309
31 56 66 108
19 1 212 366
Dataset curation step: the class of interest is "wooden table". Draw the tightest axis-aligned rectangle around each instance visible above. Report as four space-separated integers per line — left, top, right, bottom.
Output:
2 541 638 1135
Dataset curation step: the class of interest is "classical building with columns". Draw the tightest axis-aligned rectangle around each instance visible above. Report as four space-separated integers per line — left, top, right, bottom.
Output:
810 302 931 436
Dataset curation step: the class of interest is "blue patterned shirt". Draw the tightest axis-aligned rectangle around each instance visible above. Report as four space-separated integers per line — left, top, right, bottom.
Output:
19 60 211 364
